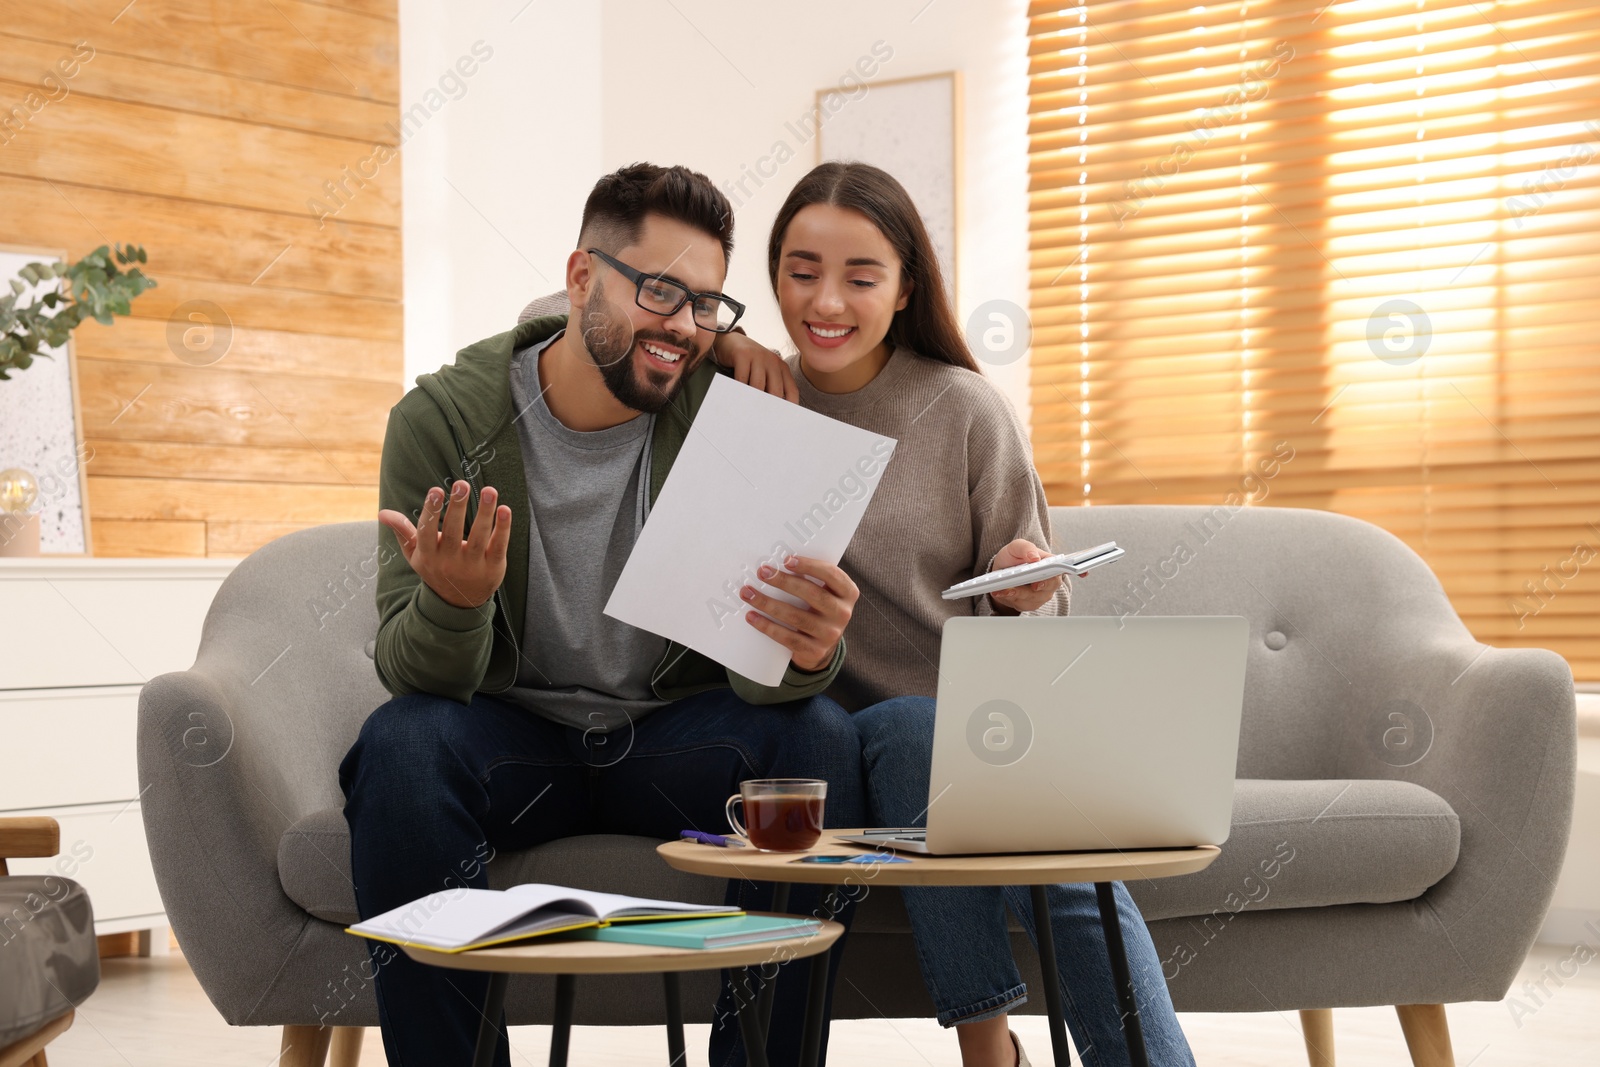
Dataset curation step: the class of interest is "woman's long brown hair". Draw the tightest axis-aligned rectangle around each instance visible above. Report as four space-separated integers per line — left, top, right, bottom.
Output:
767 161 981 374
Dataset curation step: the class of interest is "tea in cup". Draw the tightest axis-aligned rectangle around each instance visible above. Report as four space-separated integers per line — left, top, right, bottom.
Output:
725 778 827 852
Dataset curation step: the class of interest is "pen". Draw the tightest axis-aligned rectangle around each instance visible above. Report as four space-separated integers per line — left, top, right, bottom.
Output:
680 830 746 848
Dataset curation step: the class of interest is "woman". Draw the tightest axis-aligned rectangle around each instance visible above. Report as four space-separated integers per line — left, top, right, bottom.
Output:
728 162 1196 1067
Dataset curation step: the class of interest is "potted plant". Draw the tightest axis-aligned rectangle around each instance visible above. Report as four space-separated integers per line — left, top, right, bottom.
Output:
1 243 156 380
0 244 155 556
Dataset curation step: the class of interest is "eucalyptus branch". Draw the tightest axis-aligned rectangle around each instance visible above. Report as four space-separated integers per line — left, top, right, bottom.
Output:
0 244 157 381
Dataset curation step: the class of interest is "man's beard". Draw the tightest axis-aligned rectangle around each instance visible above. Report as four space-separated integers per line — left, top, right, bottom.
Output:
578 277 699 414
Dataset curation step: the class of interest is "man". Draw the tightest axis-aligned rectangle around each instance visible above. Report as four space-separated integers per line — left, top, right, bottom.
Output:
343 163 865 1067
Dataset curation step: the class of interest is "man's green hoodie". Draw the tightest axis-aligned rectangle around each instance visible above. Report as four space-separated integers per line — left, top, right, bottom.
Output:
374 315 845 708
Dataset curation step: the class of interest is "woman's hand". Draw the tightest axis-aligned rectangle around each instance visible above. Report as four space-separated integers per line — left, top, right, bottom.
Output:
985 538 1063 615
712 330 800 403
739 556 858 672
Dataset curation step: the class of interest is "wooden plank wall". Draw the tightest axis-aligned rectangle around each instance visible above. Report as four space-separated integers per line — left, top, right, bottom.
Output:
0 0 400 558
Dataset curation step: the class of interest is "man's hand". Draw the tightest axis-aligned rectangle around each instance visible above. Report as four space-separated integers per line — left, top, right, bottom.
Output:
986 538 1063 615
378 479 512 609
739 556 858 672
713 330 800 403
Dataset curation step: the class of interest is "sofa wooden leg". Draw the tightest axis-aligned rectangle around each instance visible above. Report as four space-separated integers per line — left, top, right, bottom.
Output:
1395 1004 1455 1067
1299 1008 1335 1067
330 1027 364 1067
280 1025 333 1067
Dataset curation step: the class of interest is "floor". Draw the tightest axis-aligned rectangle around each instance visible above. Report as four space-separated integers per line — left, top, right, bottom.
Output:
44 943 1599 1066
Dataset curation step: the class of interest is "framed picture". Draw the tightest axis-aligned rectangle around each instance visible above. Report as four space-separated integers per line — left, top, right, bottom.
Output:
0 243 94 555
816 70 962 304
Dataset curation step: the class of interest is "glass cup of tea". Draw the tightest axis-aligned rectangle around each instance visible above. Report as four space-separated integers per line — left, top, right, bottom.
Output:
725 778 828 852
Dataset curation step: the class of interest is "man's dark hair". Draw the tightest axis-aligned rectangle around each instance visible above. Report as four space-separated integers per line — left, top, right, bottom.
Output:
579 163 735 263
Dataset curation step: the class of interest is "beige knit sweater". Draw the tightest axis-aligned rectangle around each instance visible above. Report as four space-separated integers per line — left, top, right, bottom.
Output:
793 347 1071 712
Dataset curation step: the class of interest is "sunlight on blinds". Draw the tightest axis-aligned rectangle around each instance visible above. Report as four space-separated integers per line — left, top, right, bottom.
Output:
1026 0 1600 679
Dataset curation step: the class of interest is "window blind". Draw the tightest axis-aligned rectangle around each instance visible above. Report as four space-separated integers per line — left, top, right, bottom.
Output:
1026 0 1600 680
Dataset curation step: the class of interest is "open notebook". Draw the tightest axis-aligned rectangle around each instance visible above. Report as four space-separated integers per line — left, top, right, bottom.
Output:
347 884 742 953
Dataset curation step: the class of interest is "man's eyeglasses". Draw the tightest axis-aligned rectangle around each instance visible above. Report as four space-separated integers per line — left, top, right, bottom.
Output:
586 248 745 334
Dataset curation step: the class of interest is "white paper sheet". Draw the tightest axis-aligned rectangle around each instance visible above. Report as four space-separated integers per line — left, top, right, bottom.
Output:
604 375 897 685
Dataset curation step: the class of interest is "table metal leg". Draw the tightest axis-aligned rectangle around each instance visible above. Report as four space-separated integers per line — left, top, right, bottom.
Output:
471 972 509 1067
754 880 793 1041
735 975 774 1067
549 973 576 1067
798 945 831 1067
1029 884 1073 1067
1093 882 1150 1067
663 972 686 1066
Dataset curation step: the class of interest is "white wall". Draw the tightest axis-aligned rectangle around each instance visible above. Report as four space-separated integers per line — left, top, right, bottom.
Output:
600 0 1035 424
398 0 603 388
400 0 1034 424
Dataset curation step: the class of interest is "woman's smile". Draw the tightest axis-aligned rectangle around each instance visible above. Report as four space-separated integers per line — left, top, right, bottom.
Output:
803 321 858 348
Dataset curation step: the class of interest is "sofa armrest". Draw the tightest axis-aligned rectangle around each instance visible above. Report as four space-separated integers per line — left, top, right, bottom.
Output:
1361 639 1576 997
137 667 325 1024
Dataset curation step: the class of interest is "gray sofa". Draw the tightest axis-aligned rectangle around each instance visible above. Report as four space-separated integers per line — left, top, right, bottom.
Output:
137 505 1576 1066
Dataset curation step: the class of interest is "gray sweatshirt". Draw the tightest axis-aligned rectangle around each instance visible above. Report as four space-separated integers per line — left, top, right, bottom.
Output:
792 347 1070 712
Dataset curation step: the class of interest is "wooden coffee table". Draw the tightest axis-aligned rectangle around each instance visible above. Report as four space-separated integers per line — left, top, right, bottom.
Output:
401 913 843 1067
658 830 1220 1067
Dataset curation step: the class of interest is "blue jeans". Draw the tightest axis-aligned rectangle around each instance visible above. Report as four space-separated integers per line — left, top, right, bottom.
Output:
340 687 866 1067
855 696 1196 1067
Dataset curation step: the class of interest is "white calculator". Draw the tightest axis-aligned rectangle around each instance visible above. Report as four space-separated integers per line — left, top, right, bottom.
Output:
940 541 1125 600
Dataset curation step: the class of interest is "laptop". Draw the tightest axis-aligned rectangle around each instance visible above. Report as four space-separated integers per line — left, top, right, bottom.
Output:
840 615 1250 855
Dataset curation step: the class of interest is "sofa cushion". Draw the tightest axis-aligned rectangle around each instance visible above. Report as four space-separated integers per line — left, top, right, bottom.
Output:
279 809 725 925
0 876 99 1047
819 778 1462 935
1126 778 1460 921
281 777 1459 931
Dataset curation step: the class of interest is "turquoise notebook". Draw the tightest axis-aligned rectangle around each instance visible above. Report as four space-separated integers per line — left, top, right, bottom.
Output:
568 915 821 950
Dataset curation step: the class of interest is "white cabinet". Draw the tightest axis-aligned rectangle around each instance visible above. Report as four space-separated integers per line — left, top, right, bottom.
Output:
0 557 236 940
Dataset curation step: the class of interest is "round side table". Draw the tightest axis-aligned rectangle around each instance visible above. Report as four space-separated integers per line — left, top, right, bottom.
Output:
401 914 843 1067
658 830 1219 1067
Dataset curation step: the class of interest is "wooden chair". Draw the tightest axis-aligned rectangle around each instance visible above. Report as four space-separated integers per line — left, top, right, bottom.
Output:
0 817 93 1067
